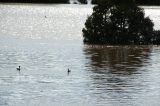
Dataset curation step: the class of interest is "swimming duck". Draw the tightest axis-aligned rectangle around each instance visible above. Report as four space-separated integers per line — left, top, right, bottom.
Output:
68 68 71 73
17 66 21 71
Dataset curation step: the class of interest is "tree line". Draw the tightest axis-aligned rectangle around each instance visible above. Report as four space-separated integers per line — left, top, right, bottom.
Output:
0 0 69 3
92 0 160 5
1 0 160 5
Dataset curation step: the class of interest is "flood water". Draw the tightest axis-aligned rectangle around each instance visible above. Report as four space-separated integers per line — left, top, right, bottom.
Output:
0 4 160 106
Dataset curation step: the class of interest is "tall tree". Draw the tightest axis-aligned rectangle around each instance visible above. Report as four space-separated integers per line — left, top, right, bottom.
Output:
83 0 154 44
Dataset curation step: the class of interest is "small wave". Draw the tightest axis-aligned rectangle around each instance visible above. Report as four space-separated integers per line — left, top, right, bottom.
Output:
37 80 54 84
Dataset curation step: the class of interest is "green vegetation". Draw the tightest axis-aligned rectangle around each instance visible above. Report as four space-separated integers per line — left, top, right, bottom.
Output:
0 0 69 3
82 0 160 45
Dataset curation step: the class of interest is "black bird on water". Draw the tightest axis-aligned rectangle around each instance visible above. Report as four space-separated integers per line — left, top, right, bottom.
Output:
17 66 21 71
68 68 71 73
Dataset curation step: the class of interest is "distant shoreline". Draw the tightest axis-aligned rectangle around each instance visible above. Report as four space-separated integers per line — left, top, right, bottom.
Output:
0 2 69 4
0 1 160 6
0 0 69 4
0 3 160 7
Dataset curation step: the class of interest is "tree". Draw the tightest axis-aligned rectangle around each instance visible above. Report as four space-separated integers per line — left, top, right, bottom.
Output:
82 0 155 44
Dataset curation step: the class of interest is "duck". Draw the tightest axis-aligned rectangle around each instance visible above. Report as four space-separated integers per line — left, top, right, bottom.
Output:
68 68 71 73
17 66 21 71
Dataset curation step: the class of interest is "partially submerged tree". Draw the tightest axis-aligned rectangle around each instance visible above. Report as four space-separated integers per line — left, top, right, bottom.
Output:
83 0 157 44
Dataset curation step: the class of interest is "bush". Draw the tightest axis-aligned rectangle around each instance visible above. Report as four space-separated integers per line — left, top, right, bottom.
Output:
82 0 158 45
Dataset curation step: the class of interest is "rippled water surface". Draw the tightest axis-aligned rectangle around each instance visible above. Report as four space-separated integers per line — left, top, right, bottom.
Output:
0 4 160 106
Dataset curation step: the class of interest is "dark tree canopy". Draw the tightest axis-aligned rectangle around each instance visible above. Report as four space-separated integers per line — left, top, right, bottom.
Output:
82 0 159 45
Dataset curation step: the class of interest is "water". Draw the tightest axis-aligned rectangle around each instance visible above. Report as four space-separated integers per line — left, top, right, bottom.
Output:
0 4 160 106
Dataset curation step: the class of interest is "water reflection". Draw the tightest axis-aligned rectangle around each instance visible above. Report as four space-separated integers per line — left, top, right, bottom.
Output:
83 45 153 105
83 45 152 74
